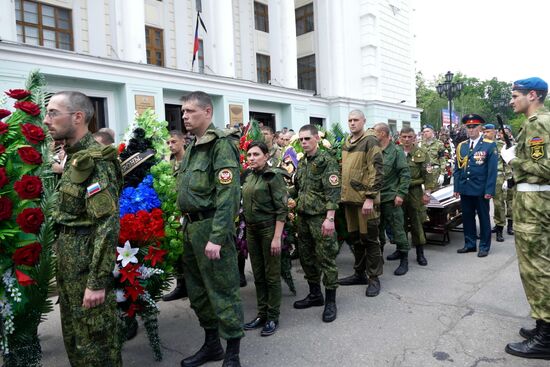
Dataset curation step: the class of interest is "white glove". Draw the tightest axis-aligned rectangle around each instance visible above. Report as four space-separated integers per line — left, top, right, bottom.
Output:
502 180 508 191
500 145 516 164
437 174 444 185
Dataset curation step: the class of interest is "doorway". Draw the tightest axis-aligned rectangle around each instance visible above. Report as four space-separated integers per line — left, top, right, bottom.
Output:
249 111 275 131
165 104 183 132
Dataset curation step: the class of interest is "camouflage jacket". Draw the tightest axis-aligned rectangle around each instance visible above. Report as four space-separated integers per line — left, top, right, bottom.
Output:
495 140 513 180
54 133 122 290
510 107 550 184
295 149 341 215
176 123 240 245
242 166 288 224
380 141 411 203
405 145 436 190
419 138 446 172
340 129 383 204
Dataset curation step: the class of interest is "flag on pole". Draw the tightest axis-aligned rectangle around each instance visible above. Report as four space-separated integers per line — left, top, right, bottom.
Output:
192 12 207 69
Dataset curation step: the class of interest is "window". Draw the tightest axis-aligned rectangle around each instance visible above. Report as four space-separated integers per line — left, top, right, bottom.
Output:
402 121 410 128
297 54 316 92
256 54 271 84
15 0 73 50
388 119 397 135
145 26 164 67
197 39 204 74
254 2 269 32
310 117 324 126
295 3 314 36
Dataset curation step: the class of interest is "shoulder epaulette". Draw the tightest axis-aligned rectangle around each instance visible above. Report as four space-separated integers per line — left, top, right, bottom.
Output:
483 138 494 143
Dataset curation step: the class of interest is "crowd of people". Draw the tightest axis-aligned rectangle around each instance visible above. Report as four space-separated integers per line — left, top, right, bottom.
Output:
44 76 549 367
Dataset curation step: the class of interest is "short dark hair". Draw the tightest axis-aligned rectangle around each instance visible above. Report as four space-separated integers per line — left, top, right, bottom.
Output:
299 124 319 136
400 126 415 135
247 141 269 154
181 91 213 110
92 131 114 145
169 130 185 140
261 126 274 134
52 91 95 124
517 89 547 103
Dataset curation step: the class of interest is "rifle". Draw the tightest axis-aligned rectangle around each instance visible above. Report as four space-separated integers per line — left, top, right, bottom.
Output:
496 114 515 188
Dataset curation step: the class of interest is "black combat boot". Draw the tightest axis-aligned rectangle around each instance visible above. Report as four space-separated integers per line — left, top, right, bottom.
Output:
394 252 409 276
322 289 337 323
416 246 428 266
507 219 515 235
181 329 225 367
338 272 368 286
491 225 498 233
222 338 241 367
520 320 542 339
386 249 401 261
163 277 188 301
505 320 550 360
293 282 324 309
366 276 380 297
495 226 504 242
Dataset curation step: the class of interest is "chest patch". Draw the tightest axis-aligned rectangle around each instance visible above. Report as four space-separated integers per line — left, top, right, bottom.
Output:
218 169 233 184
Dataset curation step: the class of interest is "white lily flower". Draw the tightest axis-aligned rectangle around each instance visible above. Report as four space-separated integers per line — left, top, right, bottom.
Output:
115 289 127 303
322 139 332 149
116 241 139 268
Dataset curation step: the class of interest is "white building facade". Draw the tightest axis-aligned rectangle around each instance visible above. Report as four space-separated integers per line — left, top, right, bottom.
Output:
0 0 421 139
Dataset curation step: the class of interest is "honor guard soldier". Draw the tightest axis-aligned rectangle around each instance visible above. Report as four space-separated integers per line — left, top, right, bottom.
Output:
502 77 550 360
454 114 498 257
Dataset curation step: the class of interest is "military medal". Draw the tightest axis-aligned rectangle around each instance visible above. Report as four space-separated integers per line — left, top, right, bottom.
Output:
473 151 486 165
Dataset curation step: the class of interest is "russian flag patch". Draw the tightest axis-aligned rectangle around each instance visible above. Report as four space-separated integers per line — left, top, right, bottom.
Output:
87 182 101 197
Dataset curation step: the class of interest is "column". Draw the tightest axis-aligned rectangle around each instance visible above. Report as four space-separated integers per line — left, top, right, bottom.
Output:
115 0 146 63
0 0 17 42
268 0 297 89
204 0 235 77
87 0 107 57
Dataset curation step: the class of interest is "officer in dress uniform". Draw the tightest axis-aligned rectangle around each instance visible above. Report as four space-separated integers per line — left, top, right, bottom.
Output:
453 114 498 257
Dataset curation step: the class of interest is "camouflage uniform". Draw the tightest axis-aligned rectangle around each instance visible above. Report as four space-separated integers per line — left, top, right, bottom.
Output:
403 145 436 247
340 129 384 278
493 140 514 226
419 138 446 186
53 133 122 367
268 144 283 167
176 123 244 340
378 141 411 252
295 149 341 289
242 167 288 322
509 107 550 322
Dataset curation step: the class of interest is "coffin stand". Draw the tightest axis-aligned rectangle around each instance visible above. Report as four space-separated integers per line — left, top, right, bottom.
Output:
423 186 462 245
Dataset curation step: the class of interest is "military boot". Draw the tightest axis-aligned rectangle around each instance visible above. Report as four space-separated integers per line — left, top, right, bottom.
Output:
507 219 515 235
293 282 324 309
495 226 504 242
416 246 428 266
505 320 550 360
394 252 409 276
181 329 225 367
338 272 368 286
162 277 188 301
222 338 241 367
520 320 542 340
322 289 337 323
386 249 401 261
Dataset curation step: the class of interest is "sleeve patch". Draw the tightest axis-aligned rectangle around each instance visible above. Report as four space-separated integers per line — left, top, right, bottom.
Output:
218 169 233 184
87 182 102 197
328 174 339 186
88 190 116 218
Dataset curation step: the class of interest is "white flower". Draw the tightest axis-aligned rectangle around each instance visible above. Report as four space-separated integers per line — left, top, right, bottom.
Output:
319 131 325 138
115 289 127 303
322 139 332 149
297 152 304 161
116 241 139 268
112 263 121 278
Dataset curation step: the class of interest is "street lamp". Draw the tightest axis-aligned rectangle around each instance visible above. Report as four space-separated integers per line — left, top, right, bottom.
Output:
436 71 464 128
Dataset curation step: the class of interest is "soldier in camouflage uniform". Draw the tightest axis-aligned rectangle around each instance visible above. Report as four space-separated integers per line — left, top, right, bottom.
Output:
502 78 550 360
373 123 411 276
399 127 436 266
177 92 243 367
420 124 447 188
338 110 384 297
261 126 282 167
44 91 122 367
293 124 341 323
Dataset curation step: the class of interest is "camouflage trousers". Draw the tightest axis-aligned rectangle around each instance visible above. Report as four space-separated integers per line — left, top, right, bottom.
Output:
296 214 339 289
493 176 514 226
247 223 282 321
403 186 427 246
183 218 244 339
56 233 121 367
379 201 410 252
513 191 550 322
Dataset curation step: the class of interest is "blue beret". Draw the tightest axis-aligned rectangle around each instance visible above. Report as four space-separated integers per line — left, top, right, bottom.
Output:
422 124 434 131
484 123 495 129
512 77 548 92
461 114 485 125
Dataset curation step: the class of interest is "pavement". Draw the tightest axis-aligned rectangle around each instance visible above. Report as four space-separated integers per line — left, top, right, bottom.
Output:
36 228 548 367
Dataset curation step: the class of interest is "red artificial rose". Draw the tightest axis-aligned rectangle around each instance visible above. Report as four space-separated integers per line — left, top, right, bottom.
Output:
15 269 36 286
16 207 44 233
6 89 31 100
17 146 42 165
0 145 5 155
12 242 42 266
118 143 126 155
0 167 9 189
0 109 11 119
21 123 45 144
0 122 9 135
14 175 43 199
0 196 13 220
14 101 41 116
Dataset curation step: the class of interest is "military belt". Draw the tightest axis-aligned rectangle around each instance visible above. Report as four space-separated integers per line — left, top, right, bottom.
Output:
182 209 216 223
516 183 550 192
247 220 275 231
58 225 92 235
